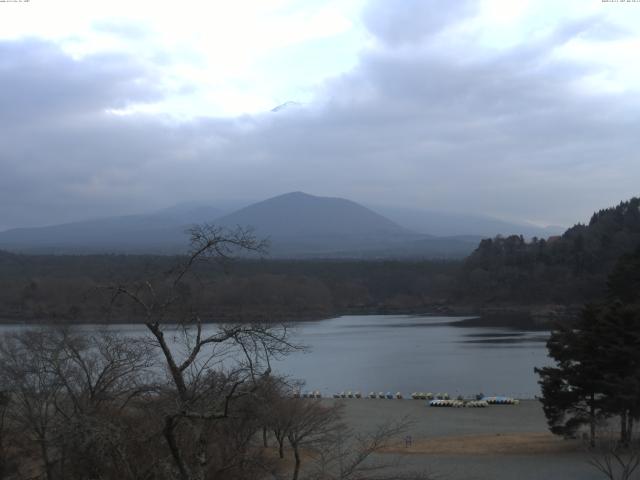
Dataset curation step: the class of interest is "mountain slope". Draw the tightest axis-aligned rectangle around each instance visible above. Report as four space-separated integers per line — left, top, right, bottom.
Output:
0 192 481 258
214 192 428 257
0 205 223 253
459 196 640 304
216 192 410 239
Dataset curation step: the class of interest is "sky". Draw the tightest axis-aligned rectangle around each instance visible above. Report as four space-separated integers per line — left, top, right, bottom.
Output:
1 0 639 231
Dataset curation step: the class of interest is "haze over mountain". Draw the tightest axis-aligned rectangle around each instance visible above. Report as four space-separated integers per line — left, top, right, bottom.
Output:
216 192 407 238
372 205 564 238
212 192 429 257
0 204 225 254
0 191 559 257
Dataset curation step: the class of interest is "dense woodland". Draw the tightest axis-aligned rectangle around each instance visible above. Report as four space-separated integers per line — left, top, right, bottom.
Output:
460 197 640 305
0 197 638 325
0 254 459 324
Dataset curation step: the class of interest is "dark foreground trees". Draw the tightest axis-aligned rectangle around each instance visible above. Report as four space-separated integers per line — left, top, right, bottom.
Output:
0 225 297 480
0 328 156 479
106 224 300 480
536 247 640 446
0 328 426 480
0 225 430 480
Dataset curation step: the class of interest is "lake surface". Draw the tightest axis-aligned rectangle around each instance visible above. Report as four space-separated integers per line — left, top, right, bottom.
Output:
277 315 551 398
0 315 551 398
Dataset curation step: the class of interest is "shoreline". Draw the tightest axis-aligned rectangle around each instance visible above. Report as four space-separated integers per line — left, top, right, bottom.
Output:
0 304 573 328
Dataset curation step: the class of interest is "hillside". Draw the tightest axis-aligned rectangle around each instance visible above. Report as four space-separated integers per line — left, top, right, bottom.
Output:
216 191 409 238
0 204 223 254
459 197 640 304
214 191 417 256
0 192 480 258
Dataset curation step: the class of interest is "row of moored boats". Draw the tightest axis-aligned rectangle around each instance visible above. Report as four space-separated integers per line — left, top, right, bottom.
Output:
293 390 519 406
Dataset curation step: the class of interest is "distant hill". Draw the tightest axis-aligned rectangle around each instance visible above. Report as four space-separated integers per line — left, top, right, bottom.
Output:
459 197 640 304
0 192 481 258
214 192 409 257
0 204 223 254
216 191 408 238
214 192 484 258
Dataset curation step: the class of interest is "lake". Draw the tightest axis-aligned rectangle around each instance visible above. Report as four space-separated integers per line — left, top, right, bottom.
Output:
0 314 551 398
277 315 551 399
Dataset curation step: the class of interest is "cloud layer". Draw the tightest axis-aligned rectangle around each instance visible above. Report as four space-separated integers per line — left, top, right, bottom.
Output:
2 2 639 231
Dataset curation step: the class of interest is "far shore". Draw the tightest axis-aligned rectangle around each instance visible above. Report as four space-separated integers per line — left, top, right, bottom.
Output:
0 303 576 329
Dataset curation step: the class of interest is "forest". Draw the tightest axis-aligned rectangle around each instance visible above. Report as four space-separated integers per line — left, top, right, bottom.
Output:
0 197 638 326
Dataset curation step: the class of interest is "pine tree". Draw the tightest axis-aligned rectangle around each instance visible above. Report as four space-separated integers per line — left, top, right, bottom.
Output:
535 304 606 446
536 247 640 445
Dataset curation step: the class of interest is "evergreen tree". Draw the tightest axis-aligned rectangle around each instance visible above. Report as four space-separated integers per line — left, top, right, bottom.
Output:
596 248 640 445
535 304 606 446
536 246 640 445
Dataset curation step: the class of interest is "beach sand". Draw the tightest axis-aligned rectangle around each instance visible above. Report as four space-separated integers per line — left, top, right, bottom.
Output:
324 398 605 480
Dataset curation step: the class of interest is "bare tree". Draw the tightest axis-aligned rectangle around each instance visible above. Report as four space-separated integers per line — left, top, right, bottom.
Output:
50 329 158 479
283 399 344 480
254 375 292 452
108 224 300 480
588 427 640 480
0 330 64 480
306 416 433 480
0 327 159 480
0 390 13 479
42 328 155 415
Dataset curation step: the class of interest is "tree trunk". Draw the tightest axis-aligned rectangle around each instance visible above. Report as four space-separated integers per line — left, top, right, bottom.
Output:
292 444 301 480
147 325 189 399
621 411 629 447
589 395 596 448
278 438 284 459
39 440 54 480
163 416 191 480
263 426 268 448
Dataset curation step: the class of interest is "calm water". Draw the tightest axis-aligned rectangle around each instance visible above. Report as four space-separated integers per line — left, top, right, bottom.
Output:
0 315 551 398
276 315 551 398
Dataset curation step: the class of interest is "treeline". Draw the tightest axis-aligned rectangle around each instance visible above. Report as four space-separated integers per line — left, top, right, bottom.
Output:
1 197 640 324
459 197 640 305
0 254 460 323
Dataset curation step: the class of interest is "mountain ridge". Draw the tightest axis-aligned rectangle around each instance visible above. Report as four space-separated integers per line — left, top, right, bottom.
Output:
0 191 555 258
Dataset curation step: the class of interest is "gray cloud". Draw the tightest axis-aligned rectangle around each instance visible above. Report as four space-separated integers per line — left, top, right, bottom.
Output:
362 0 477 46
0 39 161 124
1 5 639 232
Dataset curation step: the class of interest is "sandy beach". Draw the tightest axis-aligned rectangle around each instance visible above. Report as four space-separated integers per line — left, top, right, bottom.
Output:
327 398 605 480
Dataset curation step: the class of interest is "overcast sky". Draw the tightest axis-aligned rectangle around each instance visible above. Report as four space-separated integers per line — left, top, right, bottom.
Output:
1 0 639 231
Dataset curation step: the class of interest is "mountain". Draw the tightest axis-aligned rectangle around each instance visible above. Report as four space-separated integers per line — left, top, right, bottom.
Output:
371 205 564 238
0 204 224 254
271 101 302 112
0 192 482 258
213 192 425 257
212 192 488 258
216 192 408 238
